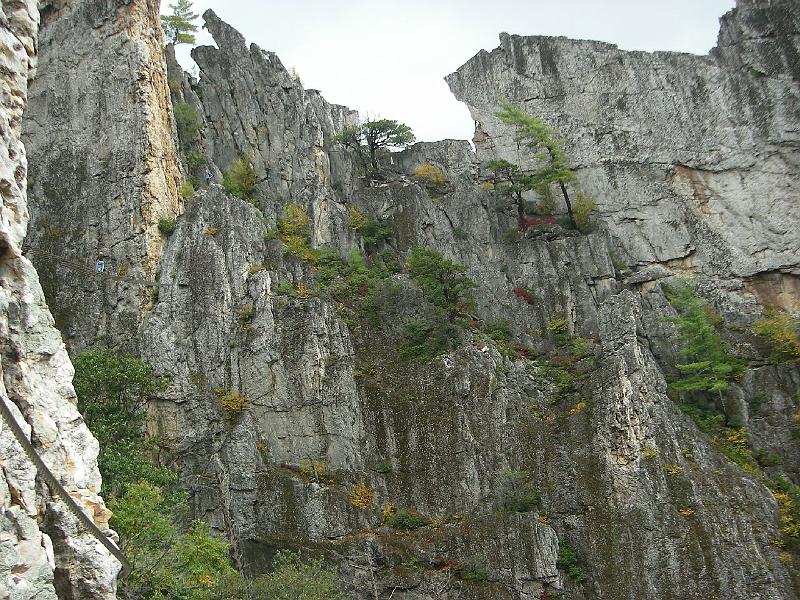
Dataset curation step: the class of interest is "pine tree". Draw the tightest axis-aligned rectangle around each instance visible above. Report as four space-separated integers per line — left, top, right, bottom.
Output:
333 119 415 172
160 0 199 45
495 101 579 229
664 284 744 406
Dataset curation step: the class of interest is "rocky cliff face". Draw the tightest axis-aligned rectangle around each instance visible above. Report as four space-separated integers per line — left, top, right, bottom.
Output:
0 1 119 598
24 0 183 353
22 0 800 598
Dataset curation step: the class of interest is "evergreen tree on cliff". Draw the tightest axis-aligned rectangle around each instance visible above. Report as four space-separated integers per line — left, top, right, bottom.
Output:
334 119 415 172
161 0 199 45
493 101 579 230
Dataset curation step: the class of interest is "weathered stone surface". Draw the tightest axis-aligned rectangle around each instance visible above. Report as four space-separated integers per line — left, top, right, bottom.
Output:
23 0 183 353
0 1 119 598
446 0 800 282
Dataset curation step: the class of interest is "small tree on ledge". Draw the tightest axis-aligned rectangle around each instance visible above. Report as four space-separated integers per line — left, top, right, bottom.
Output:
492 101 584 231
334 118 415 173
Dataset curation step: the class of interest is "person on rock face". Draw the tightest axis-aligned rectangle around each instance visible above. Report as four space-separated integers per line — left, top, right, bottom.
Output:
204 166 214 186
96 254 105 273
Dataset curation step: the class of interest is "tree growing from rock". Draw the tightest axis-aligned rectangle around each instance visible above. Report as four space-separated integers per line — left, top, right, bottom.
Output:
485 158 532 226
334 118 415 172
488 101 592 231
161 0 199 45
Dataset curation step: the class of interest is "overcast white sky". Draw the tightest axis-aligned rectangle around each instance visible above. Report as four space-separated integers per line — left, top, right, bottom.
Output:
172 0 736 142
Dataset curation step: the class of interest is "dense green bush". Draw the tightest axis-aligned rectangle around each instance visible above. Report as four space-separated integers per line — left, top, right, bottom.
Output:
174 101 201 147
216 551 344 600
111 483 236 599
158 217 177 235
73 350 173 495
400 315 462 360
347 206 392 252
573 192 596 233
180 181 195 199
386 508 431 530
274 203 319 263
223 156 257 199
406 247 475 317
415 163 447 194
557 540 585 582
753 309 800 363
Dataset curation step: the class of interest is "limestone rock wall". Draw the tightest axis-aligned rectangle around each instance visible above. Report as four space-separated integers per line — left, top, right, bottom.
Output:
0 1 119 598
445 0 800 292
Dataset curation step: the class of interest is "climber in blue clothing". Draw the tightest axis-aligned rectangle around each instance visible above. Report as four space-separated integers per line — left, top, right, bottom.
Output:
96 254 105 273
204 166 214 186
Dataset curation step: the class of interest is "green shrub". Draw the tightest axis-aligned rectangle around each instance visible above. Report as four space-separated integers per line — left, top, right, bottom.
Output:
348 206 392 251
73 350 172 495
223 156 257 199
360 218 393 252
276 203 319 263
557 541 585 582
547 318 569 334
400 315 462 360
158 217 177 235
110 483 237 599
486 320 517 357
235 303 255 323
415 162 447 191
186 150 206 171
174 101 201 147
348 206 367 230
406 248 475 317
386 508 431 530
275 281 299 297
540 364 576 396
216 390 246 417
76 351 251 598
220 551 344 600
573 192 596 233
180 181 195 199
753 309 800 363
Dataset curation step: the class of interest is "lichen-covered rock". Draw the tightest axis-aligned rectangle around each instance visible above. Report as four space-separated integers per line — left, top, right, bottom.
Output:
0 1 119 598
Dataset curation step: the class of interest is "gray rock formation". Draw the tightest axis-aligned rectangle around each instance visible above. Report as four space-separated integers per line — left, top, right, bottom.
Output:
21 0 800 598
446 0 800 293
24 0 183 353
0 1 119 598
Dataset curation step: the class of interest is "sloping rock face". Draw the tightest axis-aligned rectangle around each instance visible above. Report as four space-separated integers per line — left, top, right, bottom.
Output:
23 0 182 353
22 1 800 599
0 1 119 598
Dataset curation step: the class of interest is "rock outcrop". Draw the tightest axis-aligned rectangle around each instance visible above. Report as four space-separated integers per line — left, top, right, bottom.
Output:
21 0 800 599
0 1 119 598
24 0 183 353
446 0 800 294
